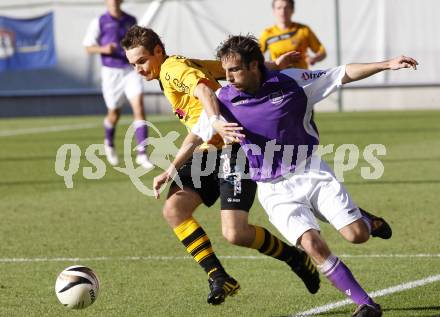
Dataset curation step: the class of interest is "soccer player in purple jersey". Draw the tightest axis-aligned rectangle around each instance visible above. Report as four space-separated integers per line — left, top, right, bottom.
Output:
155 35 418 316
83 0 153 169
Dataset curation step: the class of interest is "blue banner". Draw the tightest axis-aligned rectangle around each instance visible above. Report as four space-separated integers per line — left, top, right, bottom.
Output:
0 12 57 71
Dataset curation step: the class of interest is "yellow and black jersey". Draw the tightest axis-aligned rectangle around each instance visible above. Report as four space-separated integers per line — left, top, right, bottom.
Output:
259 23 325 69
159 55 224 148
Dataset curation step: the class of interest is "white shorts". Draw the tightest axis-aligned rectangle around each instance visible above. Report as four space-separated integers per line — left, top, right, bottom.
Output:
101 66 144 109
257 160 361 246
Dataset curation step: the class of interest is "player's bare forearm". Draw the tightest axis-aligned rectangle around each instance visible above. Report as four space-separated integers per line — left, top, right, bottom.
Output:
267 51 302 70
309 49 326 65
194 82 220 118
342 56 418 84
342 62 386 84
85 43 116 55
168 132 203 173
153 133 203 199
85 46 101 55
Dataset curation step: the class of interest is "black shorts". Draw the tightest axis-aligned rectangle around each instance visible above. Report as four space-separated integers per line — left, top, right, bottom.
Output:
171 143 256 211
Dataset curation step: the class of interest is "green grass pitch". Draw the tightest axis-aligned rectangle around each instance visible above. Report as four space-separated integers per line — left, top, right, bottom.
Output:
0 110 439 316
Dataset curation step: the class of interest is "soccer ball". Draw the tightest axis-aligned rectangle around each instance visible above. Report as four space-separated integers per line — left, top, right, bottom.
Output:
55 265 100 309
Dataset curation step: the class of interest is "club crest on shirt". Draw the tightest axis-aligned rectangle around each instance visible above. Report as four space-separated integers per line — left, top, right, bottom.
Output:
269 90 284 104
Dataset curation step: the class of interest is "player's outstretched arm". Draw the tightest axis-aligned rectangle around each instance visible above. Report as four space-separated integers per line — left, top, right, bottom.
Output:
342 56 418 84
153 132 203 199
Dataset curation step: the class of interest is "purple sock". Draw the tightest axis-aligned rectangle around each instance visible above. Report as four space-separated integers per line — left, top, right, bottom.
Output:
318 254 375 306
104 119 115 147
133 120 148 154
361 213 372 235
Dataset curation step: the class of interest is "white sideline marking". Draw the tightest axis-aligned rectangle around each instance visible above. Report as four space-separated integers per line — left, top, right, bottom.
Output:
292 274 440 316
0 253 440 263
340 253 440 258
1 254 438 316
0 122 99 136
0 117 176 137
0 255 255 263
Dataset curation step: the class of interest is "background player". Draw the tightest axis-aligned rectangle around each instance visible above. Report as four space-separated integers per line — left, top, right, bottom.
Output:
260 0 326 69
83 0 153 169
121 26 320 305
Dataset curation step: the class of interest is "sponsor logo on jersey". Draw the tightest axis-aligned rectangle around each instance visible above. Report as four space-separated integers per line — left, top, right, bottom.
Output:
269 90 284 104
266 30 298 45
232 99 249 106
173 78 190 93
227 197 241 203
164 72 191 93
301 71 326 81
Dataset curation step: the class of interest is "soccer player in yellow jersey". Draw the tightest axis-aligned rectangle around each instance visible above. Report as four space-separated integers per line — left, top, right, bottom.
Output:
260 0 326 69
121 26 320 305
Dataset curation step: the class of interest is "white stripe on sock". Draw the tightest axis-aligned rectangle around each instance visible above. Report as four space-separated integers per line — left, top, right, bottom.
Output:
317 254 340 276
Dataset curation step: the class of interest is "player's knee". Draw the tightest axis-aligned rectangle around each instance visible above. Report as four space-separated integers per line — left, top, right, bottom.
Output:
107 109 120 122
301 235 325 253
162 200 191 225
299 230 330 260
162 201 176 221
346 230 370 244
341 221 370 244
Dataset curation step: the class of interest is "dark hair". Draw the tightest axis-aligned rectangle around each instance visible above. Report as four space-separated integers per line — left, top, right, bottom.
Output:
272 0 294 9
121 25 165 55
216 35 265 72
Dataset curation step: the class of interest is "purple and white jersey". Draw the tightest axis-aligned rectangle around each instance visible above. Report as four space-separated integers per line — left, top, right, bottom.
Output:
83 11 136 68
192 66 346 182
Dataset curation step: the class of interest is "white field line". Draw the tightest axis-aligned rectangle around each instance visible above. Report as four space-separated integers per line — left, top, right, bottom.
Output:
292 274 440 317
1 253 438 316
0 117 176 137
0 122 99 137
1 253 440 263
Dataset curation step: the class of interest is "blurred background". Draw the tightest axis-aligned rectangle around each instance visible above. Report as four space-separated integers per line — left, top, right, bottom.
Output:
0 0 439 117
